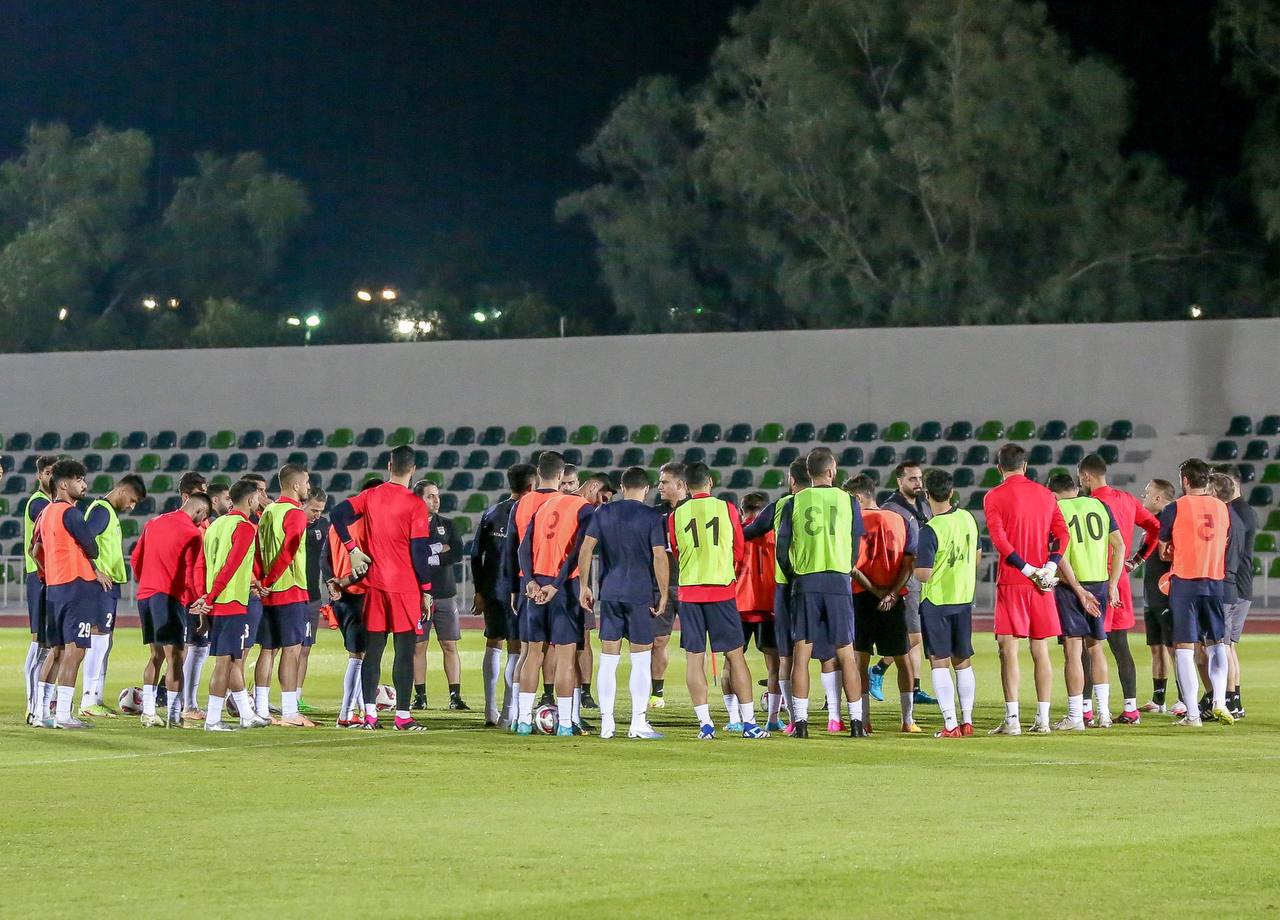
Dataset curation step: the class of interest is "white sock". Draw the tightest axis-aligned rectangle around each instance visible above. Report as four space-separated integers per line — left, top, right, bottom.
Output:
142 684 157 716
779 678 793 714
207 695 224 724
1036 700 1050 724
507 680 522 723
739 698 755 725
1094 682 1110 716
1208 643 1229 709
628 650 652 728
598 653 620 726
1123 697 1137 712
767 692 781 723
82 635 109 707
364 702 378 720
793 696 809 722
395 709 410 720
723 693 740 724
340 659 361 718
1004 700 1019 722
43 679 56 716
932 667 957 730
820 670 840 713
571 688 582 724
518 691 535 724
282 690 298 717
693 703 711 727
187 647 209 710
848 696 864 721
23 642 40 713
167 689 181 717
254 685 270 719
556 696 573 728
899 690 914 725
482 647 502 722
1083 698 1094 718
501 654 518 720
234 690 253 722
95 634 114 700
56 685 74 721
182 649 197 708
1175 648 1199 717
1067 694 1083 722
956 667 975 724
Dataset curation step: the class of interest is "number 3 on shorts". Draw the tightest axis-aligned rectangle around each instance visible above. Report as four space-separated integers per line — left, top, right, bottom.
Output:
241 623 250 651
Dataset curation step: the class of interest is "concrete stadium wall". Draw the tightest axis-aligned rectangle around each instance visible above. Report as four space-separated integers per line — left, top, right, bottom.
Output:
0 318 1276 434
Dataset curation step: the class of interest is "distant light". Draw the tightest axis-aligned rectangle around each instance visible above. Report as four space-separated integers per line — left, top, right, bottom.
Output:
304 313 322 328
356 290 373 302
395 319 415 335
490 309 502 319
142 297 158 310
57 307 69 322
472 311 487 323
166 297 180 309
381 288 398 301
286 316 302 327
1189 304 1203 319
416 320 433 333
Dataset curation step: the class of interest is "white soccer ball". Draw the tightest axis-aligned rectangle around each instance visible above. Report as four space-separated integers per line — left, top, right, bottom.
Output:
118 687 143 715
534 704 558 734
375 684 396 711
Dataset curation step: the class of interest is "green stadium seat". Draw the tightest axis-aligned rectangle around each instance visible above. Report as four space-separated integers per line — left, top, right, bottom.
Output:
871 446 897 467
567 425 597 446
1255 533 1277 554
1211 440 1239 461
1105 420 1133 441
620 447 645 467
210 474 231 488
755 423 785 443
712 447 738 467
268 429 295 449
1244 440 1270 461
775 447 799 468
1039 420 1067 441
299 428 324 449
510 426 536 447
852 423 879 442
449 427 476 447
449 472 474 492
839 447 864 467
165 453 190 473
150 474 173 493
682 447 706 465
65 432 89 450
903 446 927 465
944 421 973 442
632 424 660 445
93 431 120 450
541 426 567 446
327 473 353 492
789 423 816 443
728 469 753 489
1226 415 1253 437
708 469 722 487
196 453 219 473
1253 557 1264 577
819 422 848 443
465 450 491 470
952 468 976 488
1047 466 1069 481
1265 510 1280 531
418 471 441 488
204 430 230 450
479 425 506 447
361 472 384 487
1270 558 1280 579
966 490 987 511
932 446 958 466
327 428 354 448
1069 420 1100 441
664 424 690 443
36 432 61 451
1259 415 1280 436
761 470 784 490
138 454 161 473
651 447 674 467
464 493 488 514
914 421 942 442
0 498 10 515
1248 486 1273 506
83 454 102 473
342 451 369 471
418 427 446 447
151 431 177 450
725 423 753 443
239 430 264 450
980 468 1002 488
963 445 990 466
435 450 459 471
357 427 383 448
744 447 769 467
90 474 113 493
1007 420 1037 441
882 421 911 443
694 423 722 444
975 420 1005 442
119 519 139 539
1059 445 1084 466
495 449 520 468
479 471 504 491
454 517 474 537
385 426 414 447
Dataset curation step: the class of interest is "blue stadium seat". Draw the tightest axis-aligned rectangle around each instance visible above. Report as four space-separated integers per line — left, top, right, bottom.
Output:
1039 420 1068 441
1259 415 1280 437
20 456 37 474
1244 440 1270 461
852 423 879 443
914 421 943 442
165 453 190 473
434 450 459 470
788 423 816 443
107 454 131 473
83 454 102 473
151 430 177 450
3 476 26 495
1097 444 1120 465
357 427 384 448
682 447 706 465
712 447 738 467
1211 440 1240 461
1028 445 1053 466
254 452 279 472
541 426 567 446
36 432 62 451
180 430 207 450
480 425 506 446
820 423 848 443
65 432 90 451
131 496 157 516
222 453 246 474
952 468 976 488
1226 415 1253 437
7 433 31 452
601 425 629 445
419 427 446 447
562 448 583 467
839 447 864 467
162 496 182 513
449 426 476 447
694 423 722 444
495 449 521 469
196 453 219 473
479 471 505 491
440 493 459 514
238 430 264 450
620 447 645 467
449 472 474 492
465 450 491 470
589 448 615 468
963 445 991 466
299 428 324 449
932 446 959 466
728 469 754 489
775 447 799 467
268 429 295 449
327 472 353 492
343 451 369 471
313 451 337 471
903 446 927 465
1249 486 1273 507
944 421 973 441
725 423 753 444
870 446 897 467
664 424 690 444
1059 445 1084 465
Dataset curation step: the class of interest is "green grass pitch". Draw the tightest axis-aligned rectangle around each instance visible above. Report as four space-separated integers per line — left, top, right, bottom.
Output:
2 627 1278 918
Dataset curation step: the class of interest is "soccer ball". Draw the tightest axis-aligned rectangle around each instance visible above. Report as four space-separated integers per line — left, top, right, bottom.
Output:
225 693 240 718
534 704 557 735
375 684 397 711
118 687 143 715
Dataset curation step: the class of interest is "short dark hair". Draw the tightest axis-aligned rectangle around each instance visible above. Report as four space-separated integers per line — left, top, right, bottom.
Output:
178 471 207 495
185 491 212 512
206 482 228 499
241 473 267 486
412 478 438 497
1047 472 1077 494
587 472 612 492
1213 463 1242 484
1149 478 1176 502
620 466 650 490
995 443 1027 472
360 478 383 491
119 473 148 500
309 486 327 504
805 447 836 479
892 461 922 481
684 461 712 489
1209 472 1234 502
658 461 686 481
562 463 579 478
742 491 768 513
51 458 86 488
1078 453 1108 477
278 464 308 489
508 463 535 495
1179 458 1212 489
843 474 876 498
788 458 811 488
536 450 565 481
229 479 258 504
389 445 416 476
923 469 953 503
36 454 60 473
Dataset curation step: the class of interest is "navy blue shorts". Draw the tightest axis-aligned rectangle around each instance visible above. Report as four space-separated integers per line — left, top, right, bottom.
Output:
480 593 518 641
853 592 909 656
920 599 974 661
678 599 744 654
599 600 656 646
519 584 582 646
184 607 212 647
46 580 99 649
26 571 46 638
140 593 187 647
742 619 776 651
92 590 119 632
1169 580 1226 644
302 600 325 648
334 595 367 653
209 614 252 660
792 591 855 653
773 585 792 654
1056 583 1107 640
246 595 265 647
259 601 309 649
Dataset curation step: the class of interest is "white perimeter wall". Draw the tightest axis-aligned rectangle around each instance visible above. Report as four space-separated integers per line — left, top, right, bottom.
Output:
1 318 1276 435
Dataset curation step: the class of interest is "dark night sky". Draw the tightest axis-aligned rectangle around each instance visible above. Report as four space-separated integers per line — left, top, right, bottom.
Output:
0 1 1253 319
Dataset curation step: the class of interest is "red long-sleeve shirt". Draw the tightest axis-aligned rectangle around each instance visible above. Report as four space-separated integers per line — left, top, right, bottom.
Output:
667 493 745 603
982 474 1069 586
193 510 259 615
1090 485 1160 560
259 498 309 606
131 510 203 604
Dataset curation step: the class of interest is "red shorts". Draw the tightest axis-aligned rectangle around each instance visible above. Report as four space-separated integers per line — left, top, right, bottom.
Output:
994 582 1060 640
1104 577 1136 632
363 588 423 635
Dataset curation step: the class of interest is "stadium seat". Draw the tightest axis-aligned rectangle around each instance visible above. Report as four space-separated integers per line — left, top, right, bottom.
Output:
1262 463 1280 485
1253 557 1264 577
137 454 161 473
163 496 185 512
620 447 646 467
254 452 279 472
914 421 942 442
713 447 738 467
465 450 491 470
1006 420 1036 441
1245 440 1270 461
1259 415 1280 437
224 453 248 473
0 520 19 540
952 468 976 488
1069 420 1100 441
717 491 739 507
238 430 264 450
0 456 12 475
726 423 753 443
1264 509 1280 531
944 421 973 442
963 445 990 466
569 424 599 446
341 451 368 471
1226 415 1253 437
651 447 674 467
1268 556 1280 579
449 426 476 447
90 474 113 493
980 468 1002 488
107 454 131 473
1212 441 1240 461
299 428 324 449
508 426 535 448
1238 463 1256 483
1097 444 1120 465
664 424 690 444
36 432 62 451
818 422 848 443
728 469 754 489
210 474 231 488
449 472 474 492
775 447 799 468
307 472 322 492
440 494 459 514
420 471 443 488
837 446 864 468
418 427 446 447
4 433 29 452
870 446 897 467
65 431 90 451
493 449 519 469
903 446 927 465
150 474 173 493
859 469 881 487
1105 420 1133 441
755 423 785 443
454 516 473 537
966 490 987 510
632 424 660 445
682 447 706 465
119 431 146 450
357 427 384 448
1255 532 1277 554
327 472 353 492
18 455 38 474
882 421 911 443
2 475 24 495
202 430 231 450
161 452 190 473
601 425 628 445
176 430 206 451
464 493 488 514
93 431 120 450
932 446 958 466
474 471 500 491
562 448 583 466
267 475 281 492
541 426 567 446
286 450 307 467
379 426 410 448
360 472 383 488
117 518 139 539
761 469 784 490
1249 486 1274 506
975 421 1004 442
327 428 354 448
1037 420 1067 441
694 423 721 444
852 423 879 442
150 430 177 450
789 423 816 443
1058 445 1084 466
310 451 336 471
267 429 295 449
734 446 764 468
589 448 614 468
435 450 459 470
